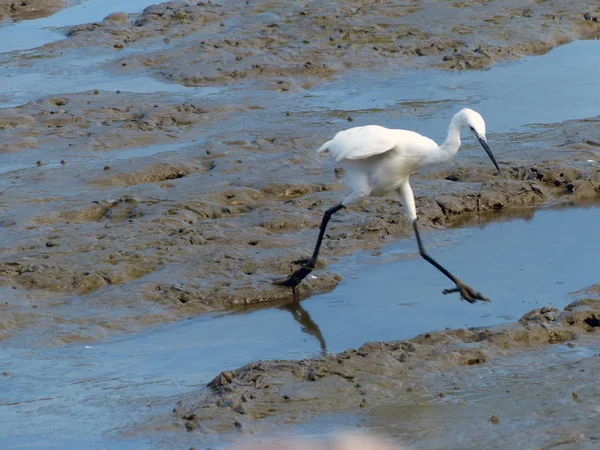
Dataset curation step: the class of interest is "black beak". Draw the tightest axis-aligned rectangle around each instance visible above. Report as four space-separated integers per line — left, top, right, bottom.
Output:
477 135 501 174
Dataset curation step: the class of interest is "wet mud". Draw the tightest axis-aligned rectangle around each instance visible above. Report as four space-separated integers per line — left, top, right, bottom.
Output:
1 105 599 344
0 0 66 22
47 0 600 87
2 1 600 448
0 0 598 350
161 296 600 448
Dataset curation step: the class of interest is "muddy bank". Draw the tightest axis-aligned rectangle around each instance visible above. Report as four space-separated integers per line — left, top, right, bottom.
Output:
1 0 600 346
0 106 599 344
0 90 232 153
44 0 600 88
161 296 600 446
0 0 66 22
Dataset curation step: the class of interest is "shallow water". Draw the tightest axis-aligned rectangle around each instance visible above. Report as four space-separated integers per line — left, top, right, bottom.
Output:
2 206 599 448
307 40 600 139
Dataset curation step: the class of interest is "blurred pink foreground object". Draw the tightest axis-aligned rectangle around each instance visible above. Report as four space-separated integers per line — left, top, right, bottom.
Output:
231 432 407 450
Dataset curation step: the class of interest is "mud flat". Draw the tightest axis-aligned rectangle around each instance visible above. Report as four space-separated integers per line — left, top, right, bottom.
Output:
0 1 599 345
131 295 599 449
1 99 599 345
1 1 600 448
0 0 66 22
47 0 600 83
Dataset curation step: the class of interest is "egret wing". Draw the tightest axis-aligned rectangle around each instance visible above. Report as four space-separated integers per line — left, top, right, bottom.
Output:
317 125 398 162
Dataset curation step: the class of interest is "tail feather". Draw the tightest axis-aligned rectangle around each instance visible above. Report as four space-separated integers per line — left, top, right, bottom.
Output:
317 139 332 154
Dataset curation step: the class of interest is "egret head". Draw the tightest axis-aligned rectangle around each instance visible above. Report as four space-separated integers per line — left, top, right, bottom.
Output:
460 108 501 174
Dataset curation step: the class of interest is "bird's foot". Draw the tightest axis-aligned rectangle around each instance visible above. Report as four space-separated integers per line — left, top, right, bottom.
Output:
273 265 314 289
443 280 491 303
274 258 316 289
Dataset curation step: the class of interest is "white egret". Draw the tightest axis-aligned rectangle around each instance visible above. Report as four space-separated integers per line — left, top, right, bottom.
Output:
277 108 501 303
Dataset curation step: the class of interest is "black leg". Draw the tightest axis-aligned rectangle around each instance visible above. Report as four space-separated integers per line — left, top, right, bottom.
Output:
275 203 345 290
412 220 490 303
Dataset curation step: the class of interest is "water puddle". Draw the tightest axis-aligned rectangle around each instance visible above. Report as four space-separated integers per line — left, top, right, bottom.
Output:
0 52 222 108
304 39 600 138
0 140 200 176
2 206 599 448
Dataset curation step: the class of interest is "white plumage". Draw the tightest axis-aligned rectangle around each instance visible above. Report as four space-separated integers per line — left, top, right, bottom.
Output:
278 108 501 304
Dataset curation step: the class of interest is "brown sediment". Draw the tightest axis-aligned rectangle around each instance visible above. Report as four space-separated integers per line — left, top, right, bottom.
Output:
1 1 600 447
0 102 599 344
0 92 232 153
0 0 66 22
1 1 600 346
163 297 600 442
42 0 600 87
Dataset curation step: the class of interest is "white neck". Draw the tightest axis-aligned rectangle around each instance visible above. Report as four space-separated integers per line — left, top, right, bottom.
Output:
440 114 463 158
422 113 463 167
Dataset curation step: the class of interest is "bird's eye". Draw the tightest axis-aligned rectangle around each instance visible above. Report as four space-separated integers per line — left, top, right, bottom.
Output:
469 126 475 132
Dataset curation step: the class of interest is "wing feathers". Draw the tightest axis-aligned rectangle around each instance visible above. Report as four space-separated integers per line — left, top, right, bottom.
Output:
316 125 398 161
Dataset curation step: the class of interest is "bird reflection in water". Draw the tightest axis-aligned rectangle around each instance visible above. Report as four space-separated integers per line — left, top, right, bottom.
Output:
228 292 328 357
278 292 327 356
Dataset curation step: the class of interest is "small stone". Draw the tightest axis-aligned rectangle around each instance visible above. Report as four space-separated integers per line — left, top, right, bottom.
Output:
36 160 43 166
164 37 171 44
45 241 59 247
584 13 592 21
490 416 500 424
347 116 353 122
104 165 111 170
114 43 124 49
443 55 454 61
185 421 196 431
234 420 242 429
93 90 100 95
438 393 445 398
359 398 367 408
60 160 66 165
